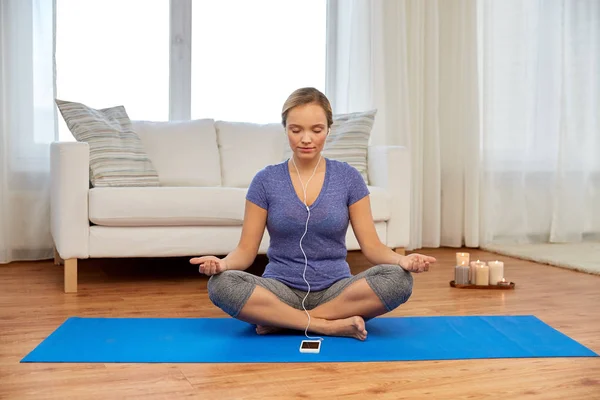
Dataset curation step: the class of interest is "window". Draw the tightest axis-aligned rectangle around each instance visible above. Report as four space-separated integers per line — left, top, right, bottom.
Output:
55 0 326 141
56 0 170 141
190 0 326 123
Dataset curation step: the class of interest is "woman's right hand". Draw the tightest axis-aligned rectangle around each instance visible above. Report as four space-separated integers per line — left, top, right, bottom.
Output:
190 256 228 276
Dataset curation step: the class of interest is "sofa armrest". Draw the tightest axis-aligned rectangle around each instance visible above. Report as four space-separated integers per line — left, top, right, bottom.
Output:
368 145 411 248
50 142 90 259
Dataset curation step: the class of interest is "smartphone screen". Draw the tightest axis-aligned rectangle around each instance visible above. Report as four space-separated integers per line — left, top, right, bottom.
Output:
301 341 320 349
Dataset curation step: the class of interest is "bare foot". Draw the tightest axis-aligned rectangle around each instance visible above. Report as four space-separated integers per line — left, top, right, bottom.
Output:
255 325 284 335
255 317 367 340
326 316 368 341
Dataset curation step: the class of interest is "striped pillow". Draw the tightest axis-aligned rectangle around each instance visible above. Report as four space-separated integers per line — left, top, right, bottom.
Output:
56 100 159 187
324 109 376 185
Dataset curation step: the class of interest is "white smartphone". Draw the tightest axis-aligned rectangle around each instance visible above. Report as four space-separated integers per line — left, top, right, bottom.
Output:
299 340 321 354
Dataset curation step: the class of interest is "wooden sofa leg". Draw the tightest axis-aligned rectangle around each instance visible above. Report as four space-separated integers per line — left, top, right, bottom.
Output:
393 247 406 256
53 246 64 266
64 258 78 293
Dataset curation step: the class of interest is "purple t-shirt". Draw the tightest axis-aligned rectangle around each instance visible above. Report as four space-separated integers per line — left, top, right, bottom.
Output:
246 157 370 291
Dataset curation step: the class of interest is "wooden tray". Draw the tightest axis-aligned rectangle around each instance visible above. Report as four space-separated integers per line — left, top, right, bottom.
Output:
450 280 515 290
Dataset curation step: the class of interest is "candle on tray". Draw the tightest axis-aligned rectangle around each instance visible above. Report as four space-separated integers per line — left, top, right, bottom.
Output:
488 260 504 285
454 265 469 284
456 252 470 266
474 261 489 286
498 278 511 287
469 260 483 284
455 252 470 284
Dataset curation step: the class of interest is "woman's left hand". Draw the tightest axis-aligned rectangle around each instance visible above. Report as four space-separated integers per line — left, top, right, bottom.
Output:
399 253 436 273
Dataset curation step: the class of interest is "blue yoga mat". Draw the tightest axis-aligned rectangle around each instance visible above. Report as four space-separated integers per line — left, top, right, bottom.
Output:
21 315 597 363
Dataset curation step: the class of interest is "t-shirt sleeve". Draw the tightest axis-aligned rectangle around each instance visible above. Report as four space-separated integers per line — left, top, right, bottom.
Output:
346 164 370 206
246 169 269 210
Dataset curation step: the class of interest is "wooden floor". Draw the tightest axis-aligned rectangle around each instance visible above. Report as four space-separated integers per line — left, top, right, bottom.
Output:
1 248 599 399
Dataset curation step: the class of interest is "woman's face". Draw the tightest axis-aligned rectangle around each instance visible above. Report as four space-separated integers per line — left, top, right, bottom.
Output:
285 102 329 161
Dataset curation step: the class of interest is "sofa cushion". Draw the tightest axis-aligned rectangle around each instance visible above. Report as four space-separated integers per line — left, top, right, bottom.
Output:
88 185 391 227
132 119 221 187
326 109 376 185
216 121 286 187
55 99 159 187
89 187 247 227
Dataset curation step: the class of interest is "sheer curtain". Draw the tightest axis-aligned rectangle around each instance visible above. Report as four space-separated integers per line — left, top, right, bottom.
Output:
479 0 600 245
327 0 598 250
0 0 57 263
326 0 480 250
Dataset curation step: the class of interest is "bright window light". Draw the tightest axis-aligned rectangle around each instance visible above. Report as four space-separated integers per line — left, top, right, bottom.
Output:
190 0 327 124
55 0 326 142
55 0 170 141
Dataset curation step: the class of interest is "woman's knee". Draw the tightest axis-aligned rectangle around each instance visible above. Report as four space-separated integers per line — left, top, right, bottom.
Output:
366 264 413 311
207 271 232 306
207 270 253 317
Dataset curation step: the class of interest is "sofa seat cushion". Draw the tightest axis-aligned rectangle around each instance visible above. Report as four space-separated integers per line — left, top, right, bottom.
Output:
88 185 391 227
89 187 247 227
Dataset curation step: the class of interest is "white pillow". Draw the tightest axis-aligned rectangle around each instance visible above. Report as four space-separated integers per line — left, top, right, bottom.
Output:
132 119 222 187
216 121 286 187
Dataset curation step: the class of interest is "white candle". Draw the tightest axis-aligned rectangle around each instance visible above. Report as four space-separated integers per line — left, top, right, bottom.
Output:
456 252 470 266
469 260 484 284
498 277 510 286
488 260 504 285
475 262 489 285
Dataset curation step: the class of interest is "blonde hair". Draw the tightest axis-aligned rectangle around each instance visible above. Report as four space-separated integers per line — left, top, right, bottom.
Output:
281 87 333 129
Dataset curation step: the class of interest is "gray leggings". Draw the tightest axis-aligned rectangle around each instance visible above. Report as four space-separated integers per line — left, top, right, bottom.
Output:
207 264 413 318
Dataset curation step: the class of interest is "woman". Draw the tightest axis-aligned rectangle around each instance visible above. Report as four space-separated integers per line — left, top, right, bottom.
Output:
190 88 435 340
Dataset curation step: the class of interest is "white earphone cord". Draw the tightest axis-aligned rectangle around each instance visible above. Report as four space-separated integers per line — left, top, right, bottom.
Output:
291 154 324 342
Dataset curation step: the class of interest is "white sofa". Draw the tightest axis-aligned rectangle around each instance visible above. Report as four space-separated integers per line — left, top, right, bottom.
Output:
50 119 411 293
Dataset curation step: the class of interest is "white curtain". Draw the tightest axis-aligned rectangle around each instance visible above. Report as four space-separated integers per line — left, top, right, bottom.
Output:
0 0 57 263
479 0 600 245
326 0 480 250
327 0 599 250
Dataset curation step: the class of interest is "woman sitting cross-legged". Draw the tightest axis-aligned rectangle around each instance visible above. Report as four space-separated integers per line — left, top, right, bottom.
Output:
190 87 436 341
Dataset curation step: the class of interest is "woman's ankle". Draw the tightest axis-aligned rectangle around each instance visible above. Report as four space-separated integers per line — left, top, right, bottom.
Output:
306 316 332 336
